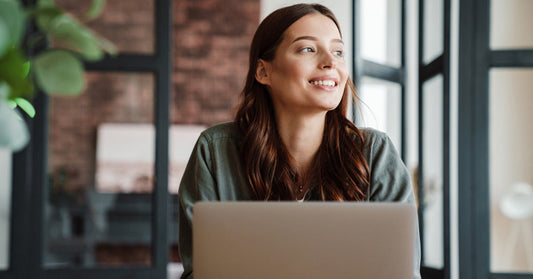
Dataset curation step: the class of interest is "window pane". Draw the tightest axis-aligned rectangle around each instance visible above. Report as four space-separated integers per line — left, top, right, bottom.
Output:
54 0 155 54
491 0 533 49
46 72 154 268
423 0 443 64
0 149 11 270
357 77 402 154
490 69 533 273
422 74 444 268
361 0 401 67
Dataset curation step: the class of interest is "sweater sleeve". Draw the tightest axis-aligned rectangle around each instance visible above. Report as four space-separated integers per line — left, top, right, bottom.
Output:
177 133 218 279
366 130 421 279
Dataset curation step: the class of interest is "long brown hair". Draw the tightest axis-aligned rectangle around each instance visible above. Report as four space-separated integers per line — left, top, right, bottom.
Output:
235 3 369 201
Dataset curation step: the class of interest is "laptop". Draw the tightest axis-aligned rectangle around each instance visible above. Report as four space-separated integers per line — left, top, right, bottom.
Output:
193 202 417 279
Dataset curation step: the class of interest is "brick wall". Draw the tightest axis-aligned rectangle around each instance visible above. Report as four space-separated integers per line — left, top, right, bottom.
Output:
49 0 258 191
54 0 154 53
172 0 258 124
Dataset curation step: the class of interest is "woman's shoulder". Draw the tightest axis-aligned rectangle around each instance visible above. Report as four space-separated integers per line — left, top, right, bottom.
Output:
356 127 399 164
358 127 390 147
199 121 240 143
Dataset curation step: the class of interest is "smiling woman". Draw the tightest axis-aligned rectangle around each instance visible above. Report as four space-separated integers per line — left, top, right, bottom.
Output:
177 3 421 279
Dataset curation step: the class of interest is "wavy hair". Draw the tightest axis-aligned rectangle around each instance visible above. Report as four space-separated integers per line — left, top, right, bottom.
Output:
235 3 369 201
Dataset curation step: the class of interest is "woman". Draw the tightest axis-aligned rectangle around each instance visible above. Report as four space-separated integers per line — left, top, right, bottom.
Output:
178 3 420 279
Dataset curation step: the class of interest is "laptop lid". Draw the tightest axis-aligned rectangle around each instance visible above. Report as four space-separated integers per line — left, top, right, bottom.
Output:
193 202 416 279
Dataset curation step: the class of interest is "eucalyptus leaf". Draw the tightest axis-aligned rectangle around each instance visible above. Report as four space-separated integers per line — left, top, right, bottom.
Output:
7 100 16 109
14 98 35 118
33 50 84 95
22 61 30 77
0 0 25 47
37 0 55 7
32 6 63 32
87 0 106 20
96 35 117 56
0 48 34 99
48 14 104 60
0 99 29 152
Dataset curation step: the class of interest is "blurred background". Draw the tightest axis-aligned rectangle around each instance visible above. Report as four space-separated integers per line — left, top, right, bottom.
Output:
0 0 532 278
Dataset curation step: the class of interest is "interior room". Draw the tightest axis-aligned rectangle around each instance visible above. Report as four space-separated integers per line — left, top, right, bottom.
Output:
0 0 532 278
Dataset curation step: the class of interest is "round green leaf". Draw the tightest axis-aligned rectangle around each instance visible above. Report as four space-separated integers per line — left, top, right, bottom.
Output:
22 61 30 77
0 99 29 152
37 0 55 7
7 100 16 109
0 48 34 99
33 50 84 95
14 98 35 118
48 14 104 61
96 35 117 56
0 0 25 47
87 0 106 20
33 6 63 32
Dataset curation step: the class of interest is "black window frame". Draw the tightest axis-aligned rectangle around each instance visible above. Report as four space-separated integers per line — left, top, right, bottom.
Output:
417 0 451 278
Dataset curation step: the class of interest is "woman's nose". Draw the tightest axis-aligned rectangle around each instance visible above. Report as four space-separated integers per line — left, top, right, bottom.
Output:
319 52 336 69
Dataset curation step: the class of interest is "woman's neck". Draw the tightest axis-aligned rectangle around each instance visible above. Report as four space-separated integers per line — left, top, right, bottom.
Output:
275 112 326 176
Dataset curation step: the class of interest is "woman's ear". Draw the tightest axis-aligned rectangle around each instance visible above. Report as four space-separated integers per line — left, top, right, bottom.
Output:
255 59 271 86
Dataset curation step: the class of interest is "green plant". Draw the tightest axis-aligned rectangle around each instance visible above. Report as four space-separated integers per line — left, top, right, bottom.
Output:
0 0 116 151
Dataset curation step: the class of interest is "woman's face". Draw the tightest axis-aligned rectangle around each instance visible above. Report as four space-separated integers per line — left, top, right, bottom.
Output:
257 13 348 117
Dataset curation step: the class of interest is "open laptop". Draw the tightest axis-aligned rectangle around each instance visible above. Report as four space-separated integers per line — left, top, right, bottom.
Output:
193 202 417 279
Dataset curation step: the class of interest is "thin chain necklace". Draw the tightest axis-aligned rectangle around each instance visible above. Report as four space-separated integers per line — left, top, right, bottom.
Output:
297 185 308 201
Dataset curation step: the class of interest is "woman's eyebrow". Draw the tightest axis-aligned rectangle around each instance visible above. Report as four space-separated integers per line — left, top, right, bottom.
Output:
291 36 344 45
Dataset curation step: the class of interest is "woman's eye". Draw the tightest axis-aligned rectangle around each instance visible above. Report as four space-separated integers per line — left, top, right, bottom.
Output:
333 50 344 57
300 47 314 53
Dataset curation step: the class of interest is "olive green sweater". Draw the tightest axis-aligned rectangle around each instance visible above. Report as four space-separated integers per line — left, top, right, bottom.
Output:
178 122 421 279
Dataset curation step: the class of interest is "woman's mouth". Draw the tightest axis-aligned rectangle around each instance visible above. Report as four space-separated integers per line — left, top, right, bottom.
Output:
309 79 337 88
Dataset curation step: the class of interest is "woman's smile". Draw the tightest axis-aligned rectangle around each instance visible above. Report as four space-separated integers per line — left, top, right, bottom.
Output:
308 75 339 91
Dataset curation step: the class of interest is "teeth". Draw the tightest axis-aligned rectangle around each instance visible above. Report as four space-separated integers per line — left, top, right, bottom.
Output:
311 80 336 87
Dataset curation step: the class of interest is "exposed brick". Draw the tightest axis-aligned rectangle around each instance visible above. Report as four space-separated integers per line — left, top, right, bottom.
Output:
55 0 155 53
